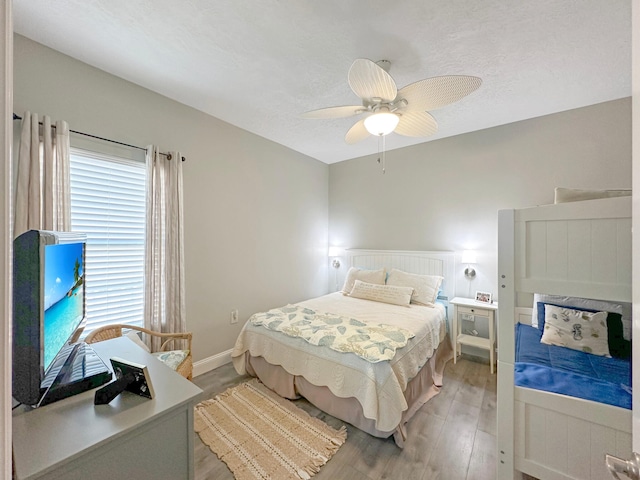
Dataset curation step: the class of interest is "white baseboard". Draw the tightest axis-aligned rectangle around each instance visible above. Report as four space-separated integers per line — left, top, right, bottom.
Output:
193 348 233 378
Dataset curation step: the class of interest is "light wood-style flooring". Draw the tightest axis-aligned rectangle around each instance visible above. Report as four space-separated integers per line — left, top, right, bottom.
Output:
192 356 496 480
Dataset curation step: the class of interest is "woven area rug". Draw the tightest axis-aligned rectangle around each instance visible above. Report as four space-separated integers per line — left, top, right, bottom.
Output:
194 379 347 480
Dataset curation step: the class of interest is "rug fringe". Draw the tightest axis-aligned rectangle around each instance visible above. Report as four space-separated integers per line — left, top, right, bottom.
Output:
333 425 348 445
299 453 337 478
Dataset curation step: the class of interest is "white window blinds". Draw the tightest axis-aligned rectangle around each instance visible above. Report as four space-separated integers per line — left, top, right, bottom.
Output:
69 148 146 335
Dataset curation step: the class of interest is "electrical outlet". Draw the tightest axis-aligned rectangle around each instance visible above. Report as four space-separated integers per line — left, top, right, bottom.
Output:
230 309 239 324
461 313 475 322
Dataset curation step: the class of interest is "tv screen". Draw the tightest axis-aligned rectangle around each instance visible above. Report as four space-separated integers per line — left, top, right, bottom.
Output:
13 230 110 407
43 242 85 372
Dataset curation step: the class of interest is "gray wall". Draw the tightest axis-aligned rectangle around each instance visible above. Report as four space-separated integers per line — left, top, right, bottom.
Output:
13 35 329 363
13 33 632 364
329 97 631 303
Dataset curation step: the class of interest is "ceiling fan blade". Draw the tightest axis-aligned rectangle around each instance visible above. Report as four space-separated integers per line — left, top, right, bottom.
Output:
398 75 482 111
300 105 365 119
394 111 438 137
348 59 397 103
345 119 370 144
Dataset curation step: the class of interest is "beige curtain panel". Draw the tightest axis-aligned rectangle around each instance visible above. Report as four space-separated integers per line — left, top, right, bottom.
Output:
14 111 71 236
144 145 186 352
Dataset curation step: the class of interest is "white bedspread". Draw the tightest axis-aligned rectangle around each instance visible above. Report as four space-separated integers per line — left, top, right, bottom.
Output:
231 292 447 432
249 304 416 362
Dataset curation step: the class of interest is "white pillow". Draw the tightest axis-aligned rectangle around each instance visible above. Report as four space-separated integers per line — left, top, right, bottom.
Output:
125 330 150 353
540 304 611 357
386 269 443 306
348 280 413 306
341 267 386 294
531 293 631 340
554 187 631 204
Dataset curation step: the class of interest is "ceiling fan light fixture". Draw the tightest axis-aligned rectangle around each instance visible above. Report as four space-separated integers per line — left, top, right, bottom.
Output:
302 58 481 145
364 112 399 136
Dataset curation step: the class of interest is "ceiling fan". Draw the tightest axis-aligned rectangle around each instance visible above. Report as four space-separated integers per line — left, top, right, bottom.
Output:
301 58 482 144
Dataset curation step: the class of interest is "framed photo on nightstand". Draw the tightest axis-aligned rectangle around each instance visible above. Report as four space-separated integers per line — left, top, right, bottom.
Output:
475 291 492 304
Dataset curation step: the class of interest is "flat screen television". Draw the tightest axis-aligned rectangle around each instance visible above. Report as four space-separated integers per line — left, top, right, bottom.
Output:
13 230 111 407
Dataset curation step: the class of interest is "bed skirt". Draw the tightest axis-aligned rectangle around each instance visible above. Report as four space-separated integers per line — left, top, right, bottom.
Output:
242 335 453 448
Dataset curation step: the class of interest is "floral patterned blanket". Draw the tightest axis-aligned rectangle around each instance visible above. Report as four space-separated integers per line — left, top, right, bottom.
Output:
249 304 415 363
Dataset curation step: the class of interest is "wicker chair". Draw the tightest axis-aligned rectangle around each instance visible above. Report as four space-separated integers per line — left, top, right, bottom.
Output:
85 324 193 380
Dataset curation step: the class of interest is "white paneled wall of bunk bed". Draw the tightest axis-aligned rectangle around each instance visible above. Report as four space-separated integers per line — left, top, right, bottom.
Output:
496 196 632 480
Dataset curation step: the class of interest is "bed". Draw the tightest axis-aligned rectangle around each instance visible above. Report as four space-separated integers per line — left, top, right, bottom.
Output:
496 196 632 480
232 249 455 447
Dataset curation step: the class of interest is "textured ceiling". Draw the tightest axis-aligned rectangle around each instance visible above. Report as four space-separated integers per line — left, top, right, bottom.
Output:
13 0 631 164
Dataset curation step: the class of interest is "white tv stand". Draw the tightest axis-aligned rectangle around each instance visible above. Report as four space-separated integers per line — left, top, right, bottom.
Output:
12 337 203 480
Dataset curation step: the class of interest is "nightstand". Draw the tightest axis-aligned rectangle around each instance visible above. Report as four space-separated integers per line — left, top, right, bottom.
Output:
450 297 498 374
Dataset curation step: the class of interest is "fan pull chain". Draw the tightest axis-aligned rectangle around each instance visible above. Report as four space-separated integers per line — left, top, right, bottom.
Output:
376 135 386 174
382 135 386 174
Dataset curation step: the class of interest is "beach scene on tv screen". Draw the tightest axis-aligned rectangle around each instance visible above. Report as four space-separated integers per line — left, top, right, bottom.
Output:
43 243 84 371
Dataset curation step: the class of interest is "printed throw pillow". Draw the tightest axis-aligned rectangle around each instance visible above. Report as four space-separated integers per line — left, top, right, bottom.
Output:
385 269 443 306
152 350 189 371
348 279 413 306
540 304 611 357
535 301 630 359
340 267 386 295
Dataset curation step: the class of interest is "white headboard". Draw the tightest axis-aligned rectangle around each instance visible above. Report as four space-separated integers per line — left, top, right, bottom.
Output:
345 248 455 318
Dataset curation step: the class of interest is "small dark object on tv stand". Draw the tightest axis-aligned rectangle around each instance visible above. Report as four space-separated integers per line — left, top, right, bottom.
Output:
94 373 136 405
94 357 155 405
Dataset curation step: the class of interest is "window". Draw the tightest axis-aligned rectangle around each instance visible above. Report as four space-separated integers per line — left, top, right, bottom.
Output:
69 148 146 335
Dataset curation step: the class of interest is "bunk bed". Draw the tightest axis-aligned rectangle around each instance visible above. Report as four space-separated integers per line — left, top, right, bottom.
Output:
496 196 632 480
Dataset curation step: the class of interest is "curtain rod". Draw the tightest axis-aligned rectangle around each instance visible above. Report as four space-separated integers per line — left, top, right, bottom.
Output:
12 113 185 162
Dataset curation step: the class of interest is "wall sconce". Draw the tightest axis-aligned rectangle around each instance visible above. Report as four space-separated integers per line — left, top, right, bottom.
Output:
328 246 342 269
461 250 477 279
328 246 344 291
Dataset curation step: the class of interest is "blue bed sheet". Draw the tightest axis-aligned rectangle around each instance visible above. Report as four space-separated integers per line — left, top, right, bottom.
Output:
514 323 631 409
